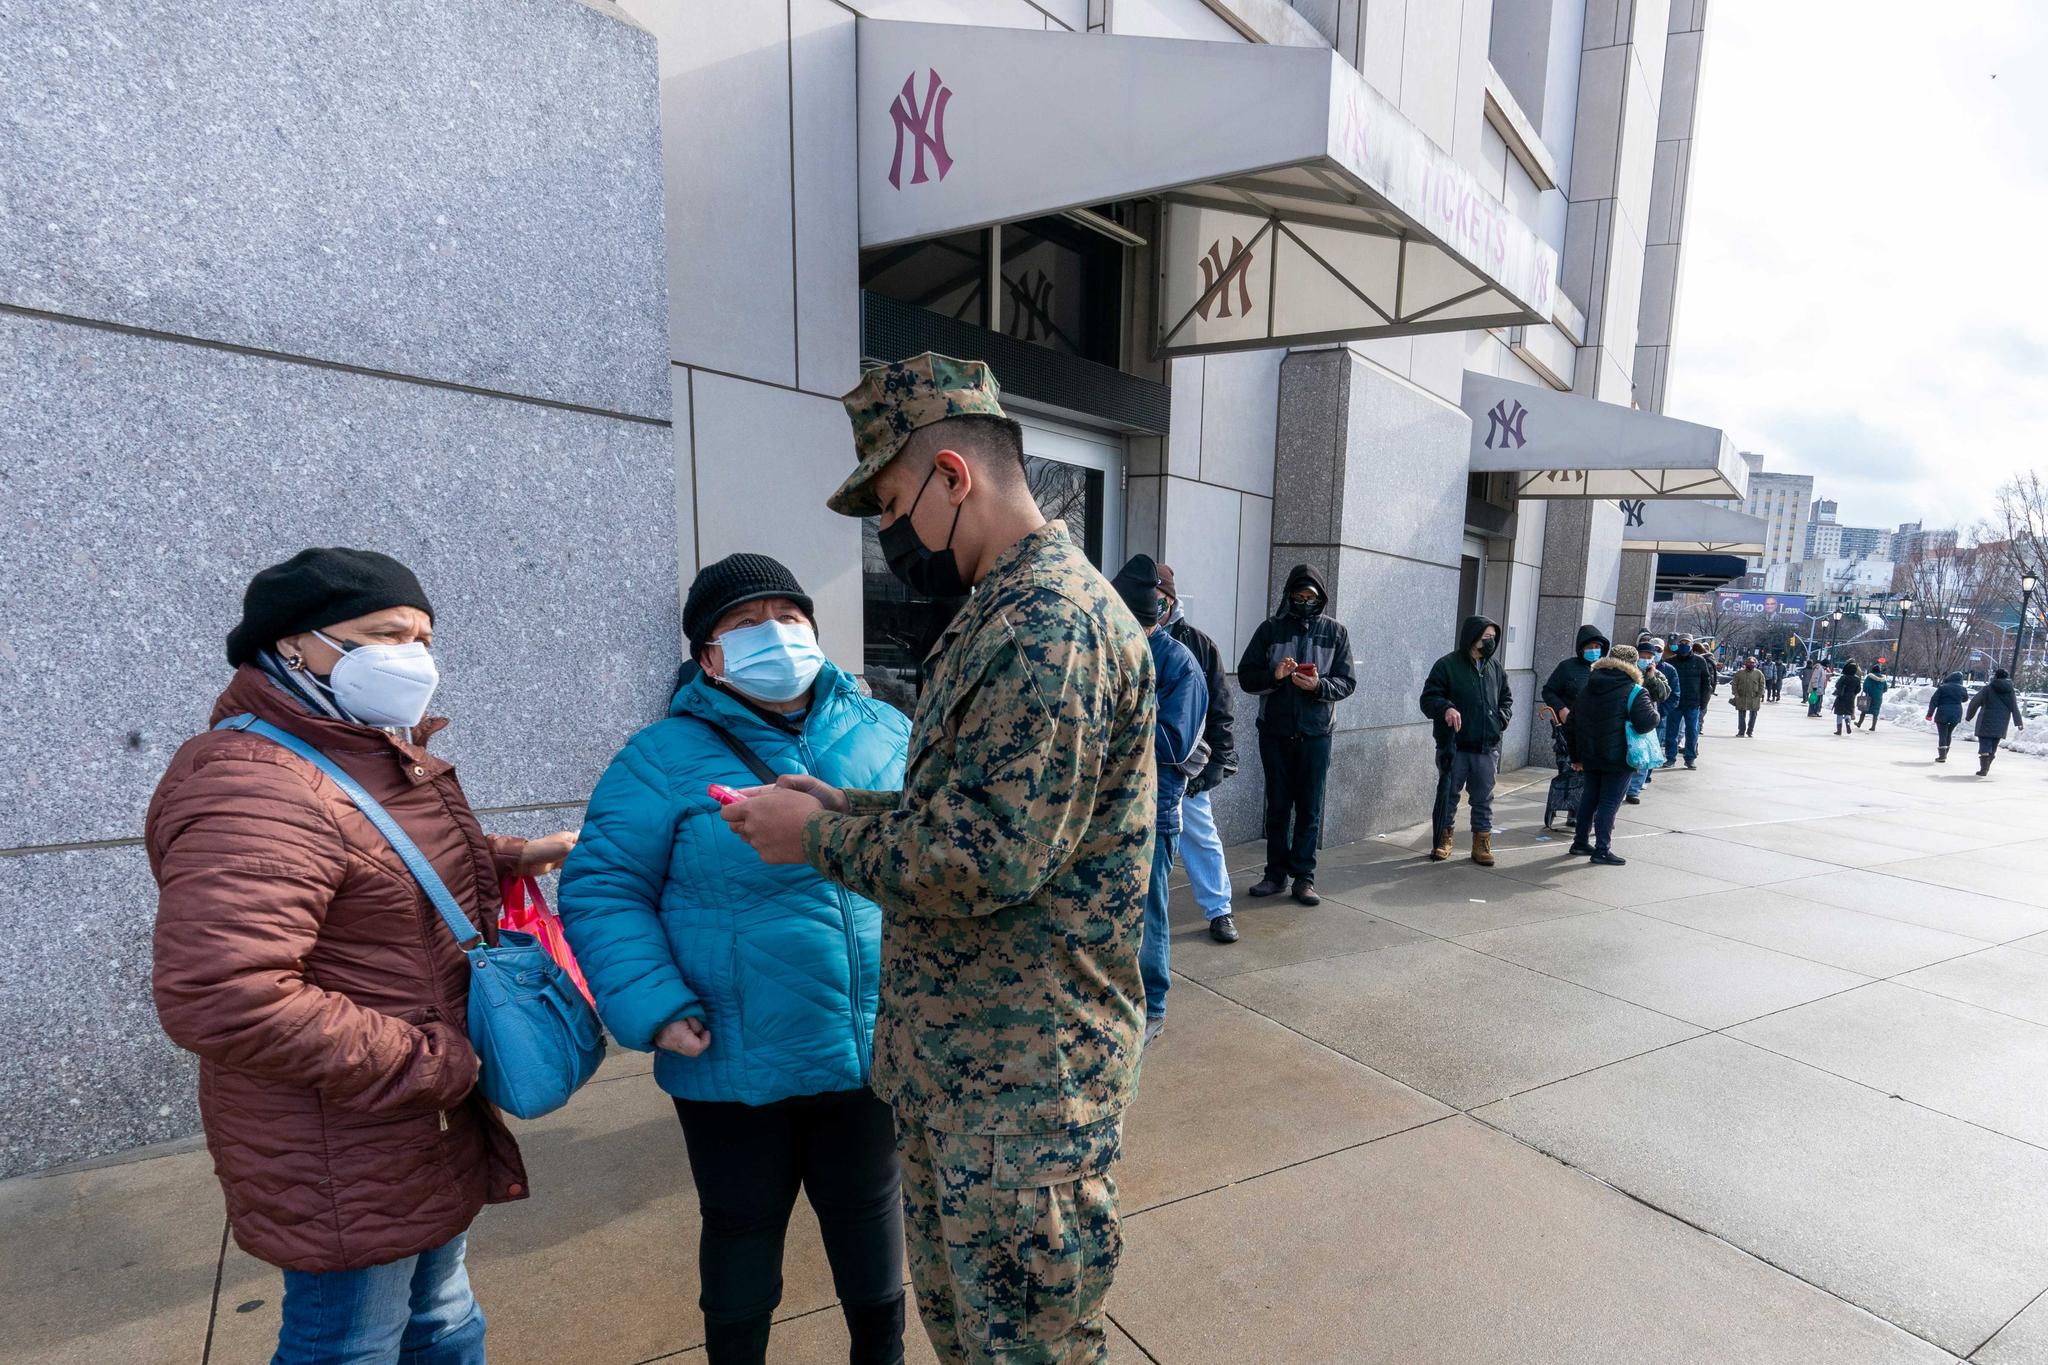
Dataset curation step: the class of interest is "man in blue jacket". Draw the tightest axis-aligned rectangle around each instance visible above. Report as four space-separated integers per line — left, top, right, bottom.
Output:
1113 555 1207 1046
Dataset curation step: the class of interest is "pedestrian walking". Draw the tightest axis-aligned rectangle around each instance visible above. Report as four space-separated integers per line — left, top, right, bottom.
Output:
1418 615 1512 865
1565 644 1662 866
147 548 580 1365
1805 658 1828 718
1967 668 2027 776
718 353 1154 1365
1539 624 1609 829
1237 565 1357 906
558 555 913 1365
1833 660 1863 735
1730 656 1765 737
1627 637 1677 803
1765 657 1786 702
1111 554 1208 1043
1859 667 1891 729
1158 563 1242 945
1664 637 1715 768
1927 670 1968 762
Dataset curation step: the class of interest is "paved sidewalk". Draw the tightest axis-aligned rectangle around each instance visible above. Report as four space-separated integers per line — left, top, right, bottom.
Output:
5 704 2046 1363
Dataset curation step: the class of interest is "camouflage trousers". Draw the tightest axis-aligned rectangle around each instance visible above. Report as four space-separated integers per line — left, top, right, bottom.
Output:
897 1111 1125 1364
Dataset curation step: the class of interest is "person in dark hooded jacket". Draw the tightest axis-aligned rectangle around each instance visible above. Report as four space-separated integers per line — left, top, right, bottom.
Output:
1967 669 2026 776
1664 637 1716 767
1538 624 1609 829
1237 565 1356 905
1832 660 1863 735
1926 671 1969 762
1419 616 1512 865
1565 645 1661 865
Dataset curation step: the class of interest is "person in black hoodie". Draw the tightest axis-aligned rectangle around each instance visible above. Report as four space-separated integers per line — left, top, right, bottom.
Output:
1565 644 1661 865
1967 668 2027 775
1237 565 1357 905
1831 660 1863 736
1419 615 1512 866
1926 670 1969 762
1539 624 1609 830
1158 563 1242 944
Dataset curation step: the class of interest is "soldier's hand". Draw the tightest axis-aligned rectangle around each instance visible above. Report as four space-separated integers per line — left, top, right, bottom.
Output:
721 785 824 865
754 772 848 814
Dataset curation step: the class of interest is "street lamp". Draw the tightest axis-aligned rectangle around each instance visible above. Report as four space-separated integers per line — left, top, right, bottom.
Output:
1831 609 1844 657
2016 571 2040 676
1897 597 1914 682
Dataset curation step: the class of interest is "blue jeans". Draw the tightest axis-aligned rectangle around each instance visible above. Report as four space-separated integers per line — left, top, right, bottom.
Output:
1141 830 1179 1020
273 1234 484 1365
1678 706 1703 763
1179 789 1232 921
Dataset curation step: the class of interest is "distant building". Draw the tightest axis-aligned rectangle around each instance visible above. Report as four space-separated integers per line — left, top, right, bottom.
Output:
1732 465 1814 572
1894 521 1959 561
1804 520 1891 560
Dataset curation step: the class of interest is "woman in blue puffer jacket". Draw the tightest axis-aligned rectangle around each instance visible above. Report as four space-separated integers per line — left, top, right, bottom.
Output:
558 555 910 1365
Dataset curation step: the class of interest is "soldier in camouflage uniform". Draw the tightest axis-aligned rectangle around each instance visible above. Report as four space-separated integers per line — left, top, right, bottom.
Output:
721 353 1156 1363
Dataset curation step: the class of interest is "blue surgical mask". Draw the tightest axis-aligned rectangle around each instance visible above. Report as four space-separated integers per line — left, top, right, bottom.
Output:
1582 648 1602 663
715 619 825 703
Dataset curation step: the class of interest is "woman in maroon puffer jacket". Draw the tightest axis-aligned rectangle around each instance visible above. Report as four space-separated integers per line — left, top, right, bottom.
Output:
148 548 575 1365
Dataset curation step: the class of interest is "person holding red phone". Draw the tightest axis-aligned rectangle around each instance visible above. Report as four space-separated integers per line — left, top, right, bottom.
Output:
1236 565 1357 906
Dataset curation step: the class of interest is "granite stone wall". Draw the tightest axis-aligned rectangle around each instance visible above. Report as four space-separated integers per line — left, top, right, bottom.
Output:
0 0 676 1178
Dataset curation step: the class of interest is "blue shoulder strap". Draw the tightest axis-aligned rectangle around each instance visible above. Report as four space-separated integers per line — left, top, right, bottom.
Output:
1627 683 1643 711
216 714 481 948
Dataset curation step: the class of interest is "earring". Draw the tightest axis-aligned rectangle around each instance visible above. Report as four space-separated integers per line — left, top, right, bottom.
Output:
285 654 306 671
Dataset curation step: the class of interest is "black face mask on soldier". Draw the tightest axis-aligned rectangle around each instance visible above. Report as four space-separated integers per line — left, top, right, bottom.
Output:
880 464 970 600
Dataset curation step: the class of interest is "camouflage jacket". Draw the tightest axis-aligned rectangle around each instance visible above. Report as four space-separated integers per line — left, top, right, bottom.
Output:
803 522 1156 1134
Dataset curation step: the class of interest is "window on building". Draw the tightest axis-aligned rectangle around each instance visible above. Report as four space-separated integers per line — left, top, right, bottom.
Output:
860 229 988 325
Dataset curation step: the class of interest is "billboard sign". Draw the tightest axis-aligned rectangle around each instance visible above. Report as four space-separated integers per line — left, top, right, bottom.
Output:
1715 591 1810 618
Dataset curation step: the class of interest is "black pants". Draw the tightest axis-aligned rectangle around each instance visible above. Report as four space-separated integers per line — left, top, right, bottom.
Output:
1766 680 1782 701
1936 719 1958 754
1260 731 1332 881
1574 770 1632 853
674 1087 905 1364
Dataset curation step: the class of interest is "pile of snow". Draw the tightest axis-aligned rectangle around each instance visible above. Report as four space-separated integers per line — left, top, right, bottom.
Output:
1884 680 2048 758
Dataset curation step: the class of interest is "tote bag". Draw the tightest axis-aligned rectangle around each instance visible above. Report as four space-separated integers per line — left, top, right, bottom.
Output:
1624 685 1665 771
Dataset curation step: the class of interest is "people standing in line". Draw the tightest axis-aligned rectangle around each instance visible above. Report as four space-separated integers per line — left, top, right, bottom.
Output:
1832 660 1864 735
558 555 912 1365
1627 636 1677 804
1731 656 1765 737
1158 563 1242 945
1967 668 2026 776
1764 656 1786 703
1859 666 1891 729
1419 615 1512 865
1566 643 1661 866
147 549 580 1365
1111 555 1208 1045
718 353 1154 1365
1927 670 1969 763
1805 657 1830 718
1663 636 1716 769
1237 565 1357 907
1539 624 1609 830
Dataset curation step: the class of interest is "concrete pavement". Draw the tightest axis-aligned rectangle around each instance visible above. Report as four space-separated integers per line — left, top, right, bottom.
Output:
5 699 2046 1363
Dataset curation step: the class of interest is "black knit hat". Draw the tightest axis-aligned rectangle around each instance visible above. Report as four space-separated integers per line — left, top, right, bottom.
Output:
684 553 815 650
226 548 433 666
1111 553 1164 626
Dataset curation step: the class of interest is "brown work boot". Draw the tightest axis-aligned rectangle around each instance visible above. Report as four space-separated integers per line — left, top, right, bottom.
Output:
1471 830 1496 867
1431 829 1454 862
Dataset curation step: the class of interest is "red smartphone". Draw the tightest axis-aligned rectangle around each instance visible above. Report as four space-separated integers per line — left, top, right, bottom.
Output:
1297 662 1319 678
707 784 748 807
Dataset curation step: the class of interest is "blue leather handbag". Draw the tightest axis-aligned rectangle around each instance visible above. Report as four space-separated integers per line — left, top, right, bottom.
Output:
217 715 604 1119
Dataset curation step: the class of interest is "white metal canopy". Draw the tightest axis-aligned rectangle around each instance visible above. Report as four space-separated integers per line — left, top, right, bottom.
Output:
856 20 1559 358
1621 500 1767 554
1461 373 1748 500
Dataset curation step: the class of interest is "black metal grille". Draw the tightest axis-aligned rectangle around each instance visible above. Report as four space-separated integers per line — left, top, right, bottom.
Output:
861 292 1170 436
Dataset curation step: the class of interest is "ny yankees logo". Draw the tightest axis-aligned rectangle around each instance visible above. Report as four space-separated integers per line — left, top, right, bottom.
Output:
887 70 953 190
1196 238 1254 321
1620 499 1646 528
1006 269 1056 343
1485 399 1529 450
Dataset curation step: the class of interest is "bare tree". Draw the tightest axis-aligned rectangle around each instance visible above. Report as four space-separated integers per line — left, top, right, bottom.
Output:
1985 471 2048 589
1895 539 1986 681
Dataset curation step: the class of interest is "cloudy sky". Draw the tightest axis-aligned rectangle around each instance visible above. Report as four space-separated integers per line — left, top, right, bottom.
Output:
1667 0 2048 538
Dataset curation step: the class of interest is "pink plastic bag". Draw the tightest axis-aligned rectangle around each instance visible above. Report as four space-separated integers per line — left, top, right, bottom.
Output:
500 875 596 1008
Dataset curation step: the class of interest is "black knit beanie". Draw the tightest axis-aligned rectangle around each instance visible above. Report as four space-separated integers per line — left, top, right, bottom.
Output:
226 548 433 666
1111 554 1164 627
685 553 815 651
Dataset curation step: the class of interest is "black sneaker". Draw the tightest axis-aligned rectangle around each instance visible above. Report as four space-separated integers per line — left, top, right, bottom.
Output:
1684 761 1697 770
1623 795 1641 805
1208 914 1240 944
1566 841 1594 857
1248 878 1284 898
1590 849 1628 866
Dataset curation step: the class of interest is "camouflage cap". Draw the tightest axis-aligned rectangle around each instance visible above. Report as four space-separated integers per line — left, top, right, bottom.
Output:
829 352 1006 517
